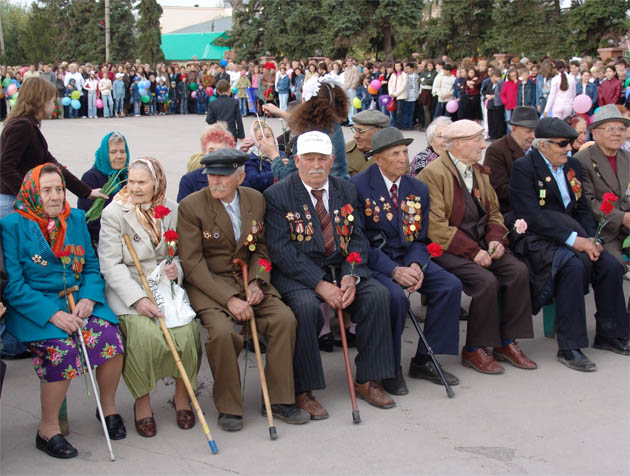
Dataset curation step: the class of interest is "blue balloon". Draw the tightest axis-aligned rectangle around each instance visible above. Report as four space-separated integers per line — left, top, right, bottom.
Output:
11 79 17 84
219 59 228 67
139 88 147 96
142 80 151 89
71 99 81 110
61 97 71 106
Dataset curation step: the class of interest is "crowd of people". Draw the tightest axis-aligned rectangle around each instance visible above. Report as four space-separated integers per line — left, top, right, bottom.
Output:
0 52 629 460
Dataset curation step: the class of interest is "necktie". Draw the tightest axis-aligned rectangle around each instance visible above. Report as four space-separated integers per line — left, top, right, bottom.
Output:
311 189 335 255
390 183 399 213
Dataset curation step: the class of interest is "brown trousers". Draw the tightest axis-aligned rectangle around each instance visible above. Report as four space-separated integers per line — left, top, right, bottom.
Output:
197 293 296 416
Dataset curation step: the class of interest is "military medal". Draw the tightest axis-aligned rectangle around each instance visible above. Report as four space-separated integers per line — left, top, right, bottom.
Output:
474 188 481 200
364 198 373 216
213 231 220 239
303 204 312 220
305 222 313 241
133 233 141 242
545 176 551 183
295 221 305 241
248 244 256 251
334 210 340 223
203 231 211 239
373 214 380 223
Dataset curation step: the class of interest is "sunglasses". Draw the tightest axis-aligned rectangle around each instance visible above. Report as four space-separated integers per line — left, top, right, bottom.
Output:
548 139 571 148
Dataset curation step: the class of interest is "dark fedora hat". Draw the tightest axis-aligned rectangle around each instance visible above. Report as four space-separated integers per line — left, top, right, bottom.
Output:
369 127 413 156
508 106 539 128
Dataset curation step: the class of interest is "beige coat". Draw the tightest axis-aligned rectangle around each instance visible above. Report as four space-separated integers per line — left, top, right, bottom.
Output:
98 199 183 315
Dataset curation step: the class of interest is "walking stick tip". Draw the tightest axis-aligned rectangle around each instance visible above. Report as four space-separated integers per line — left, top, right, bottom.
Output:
209 440 218 454
352 410 361 424
269 426 278 440
447 388 455 398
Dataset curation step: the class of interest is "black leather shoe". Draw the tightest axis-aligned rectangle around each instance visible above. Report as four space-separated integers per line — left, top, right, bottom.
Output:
381 367 409 395
35 433 78 459
593 335 630 356
246 339 267 354
96 409 127 440
409 357 460 386
318 332 334 352
335 330 356 348
262 404 310 424
218 413 243 432
557 349 597 372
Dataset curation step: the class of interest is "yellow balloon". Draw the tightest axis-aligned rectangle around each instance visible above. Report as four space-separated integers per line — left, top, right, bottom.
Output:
71 90 81 100
352 97 362 109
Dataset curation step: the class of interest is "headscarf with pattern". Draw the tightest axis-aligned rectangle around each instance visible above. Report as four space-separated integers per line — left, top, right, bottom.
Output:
112 157 166 246
14 163 71 256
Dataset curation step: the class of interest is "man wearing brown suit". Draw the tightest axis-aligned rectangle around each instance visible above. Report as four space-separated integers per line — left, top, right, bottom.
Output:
178 148 309 432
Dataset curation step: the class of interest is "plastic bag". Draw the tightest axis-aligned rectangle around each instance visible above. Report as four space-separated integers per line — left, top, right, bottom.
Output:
147 260 196 329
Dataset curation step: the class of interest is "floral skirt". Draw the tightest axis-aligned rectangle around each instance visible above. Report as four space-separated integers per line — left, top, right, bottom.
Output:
28 317 124 383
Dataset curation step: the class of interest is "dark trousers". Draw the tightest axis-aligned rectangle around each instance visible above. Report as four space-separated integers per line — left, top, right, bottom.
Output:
372 260 461 369
283 277 394 395
435 251 533 347
488 106 506 140
555 251 629 350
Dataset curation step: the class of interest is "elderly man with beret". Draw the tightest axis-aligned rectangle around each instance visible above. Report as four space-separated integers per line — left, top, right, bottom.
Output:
346 110 392 176
351 127 462 394
419 120 536 374
575 105 630 270
178 148 309 431
509 118 630 371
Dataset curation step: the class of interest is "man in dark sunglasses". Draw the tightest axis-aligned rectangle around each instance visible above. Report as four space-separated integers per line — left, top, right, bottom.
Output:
509 117 629 372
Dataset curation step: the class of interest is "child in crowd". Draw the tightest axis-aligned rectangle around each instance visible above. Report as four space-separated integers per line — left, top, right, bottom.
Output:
65 78 79 118
84 71 98 118
148 74 157 115
242 121 281 193
168 80 178 114
433 63 455 117
195 83 208 115
517 66 536 107
356 74 372 111
131 76 141 116
177 74 189 114
236 67 252 116
156 78 168 115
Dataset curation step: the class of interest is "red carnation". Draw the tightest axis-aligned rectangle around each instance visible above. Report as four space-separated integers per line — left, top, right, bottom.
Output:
427 243 444 258
258 258 272 272
56 249 71 258
164 229 179 242
600 200 614 215
346 252 362 264
154 205 171 219
602 193 618 203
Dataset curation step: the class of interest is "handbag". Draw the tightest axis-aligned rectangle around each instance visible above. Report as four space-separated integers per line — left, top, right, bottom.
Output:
147 260 196 329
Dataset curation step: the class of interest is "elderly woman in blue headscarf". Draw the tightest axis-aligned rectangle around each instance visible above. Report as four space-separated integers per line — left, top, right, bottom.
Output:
77 132 129 247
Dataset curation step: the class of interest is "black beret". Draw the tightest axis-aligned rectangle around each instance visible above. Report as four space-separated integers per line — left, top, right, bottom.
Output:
201 148 247 176
534 117 578 140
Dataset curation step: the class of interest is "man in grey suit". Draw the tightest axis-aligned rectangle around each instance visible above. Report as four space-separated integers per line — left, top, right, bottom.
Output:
264 131 396 420
576 105 630 269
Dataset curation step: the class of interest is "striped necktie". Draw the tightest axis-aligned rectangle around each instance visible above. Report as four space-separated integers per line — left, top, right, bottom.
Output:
311 189 335 255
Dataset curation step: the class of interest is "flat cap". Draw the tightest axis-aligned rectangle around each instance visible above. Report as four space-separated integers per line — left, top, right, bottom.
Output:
370 127 413 155
535 117 578 140
352 110 391 129
442 119 484 141
201 148 247 175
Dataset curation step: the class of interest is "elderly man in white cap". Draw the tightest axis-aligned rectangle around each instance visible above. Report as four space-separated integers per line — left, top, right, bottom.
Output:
419 120 537 375
575 104 630 269
264 131 396 419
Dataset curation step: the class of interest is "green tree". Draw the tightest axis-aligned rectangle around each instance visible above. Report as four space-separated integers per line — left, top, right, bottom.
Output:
0 0 29 65
566 0 630 56
136 0 164 65
110 0 137 62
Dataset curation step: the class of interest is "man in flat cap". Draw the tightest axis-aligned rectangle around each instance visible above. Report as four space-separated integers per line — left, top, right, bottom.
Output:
575 104 630 269
264 131 396 419
351 127 462 394
510 117 629 371
178 149 309 431
346 110 392 176
419 120 537 374
485 106 539 222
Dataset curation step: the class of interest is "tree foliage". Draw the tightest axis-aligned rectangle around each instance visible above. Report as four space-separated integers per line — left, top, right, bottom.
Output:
136 0 164 64
110 0 137 63
566 0 630 55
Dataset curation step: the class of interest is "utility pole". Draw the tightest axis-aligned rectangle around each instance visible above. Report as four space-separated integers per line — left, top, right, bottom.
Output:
105 0 111 62
0 12 5 56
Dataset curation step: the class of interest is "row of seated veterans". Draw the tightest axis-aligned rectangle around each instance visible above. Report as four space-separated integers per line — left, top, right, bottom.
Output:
1 111 628 460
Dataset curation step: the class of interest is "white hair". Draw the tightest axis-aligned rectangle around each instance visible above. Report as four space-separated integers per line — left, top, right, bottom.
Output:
532 138 550 150
426 116 452 145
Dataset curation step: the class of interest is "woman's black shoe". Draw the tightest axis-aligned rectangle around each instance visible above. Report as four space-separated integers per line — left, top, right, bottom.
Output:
334 331 356 348
96 409 127 440
319 332 334 352
35 433 78 459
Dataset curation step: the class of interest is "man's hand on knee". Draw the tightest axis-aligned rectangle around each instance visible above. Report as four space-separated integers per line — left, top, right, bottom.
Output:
227 296 253 321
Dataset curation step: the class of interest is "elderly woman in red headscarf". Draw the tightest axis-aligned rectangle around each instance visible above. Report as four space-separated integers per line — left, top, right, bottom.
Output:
0 163 125 459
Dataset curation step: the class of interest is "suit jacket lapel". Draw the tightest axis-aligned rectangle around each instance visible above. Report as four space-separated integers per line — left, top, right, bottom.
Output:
367 166 399 235
593 145 621 195
532 150 564 206
237 188 256 252
293 174 324 250
617 151 630 199
123 209 154 251
206 188 236 246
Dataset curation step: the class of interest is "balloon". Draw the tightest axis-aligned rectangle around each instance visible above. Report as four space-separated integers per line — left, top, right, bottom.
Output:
231 86 238 94
206 86 213 96
208 95 216 103
8 98 16 107
141 95 150 104
386 100 396 112
2 77 10 87
352 97 362 109
139 88 147 96
11 79 17 84
71 99 81 110
378 94 390 106
71 90 81 100
61 97 71 106
367 86 377 95
191 91 197 98
6 84 17 96
219 59 228 67
370 79 382 90
20 66 28 75
446 99 459 113
95 98 103 109
189 82 198 91
594 107 600 114
141 80 151 89
573 94 592 114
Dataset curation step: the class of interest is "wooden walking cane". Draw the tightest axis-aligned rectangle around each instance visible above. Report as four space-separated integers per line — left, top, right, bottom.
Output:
122 234 218 454
58 285 115 461
232 258 277 440
328 266 361 424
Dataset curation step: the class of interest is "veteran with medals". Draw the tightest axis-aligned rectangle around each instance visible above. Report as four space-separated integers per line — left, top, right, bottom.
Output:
177 149 308 432
264 131 396 419
351 127 462 395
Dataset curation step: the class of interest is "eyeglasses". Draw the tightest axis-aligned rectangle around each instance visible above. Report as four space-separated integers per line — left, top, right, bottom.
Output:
351 126 376 134
547 139 571 148
597 125 627 134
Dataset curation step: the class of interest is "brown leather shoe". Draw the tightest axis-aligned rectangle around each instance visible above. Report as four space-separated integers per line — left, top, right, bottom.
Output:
354 381 396 409
462 348 505 374
176 409 195 430
493 342 538 370
134 403 157 438
295 392 329 420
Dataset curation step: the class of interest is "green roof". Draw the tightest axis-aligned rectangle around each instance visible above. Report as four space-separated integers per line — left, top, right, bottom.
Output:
160 32 229 61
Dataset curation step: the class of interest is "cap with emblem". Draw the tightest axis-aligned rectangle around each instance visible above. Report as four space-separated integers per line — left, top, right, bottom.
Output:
297 131 333 155
369 127 413 155
535 117 578 140
201 148 247 175
442 119 484 141
352 110 391 129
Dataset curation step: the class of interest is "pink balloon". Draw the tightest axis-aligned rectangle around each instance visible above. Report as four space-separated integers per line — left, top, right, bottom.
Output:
446 99 459 113
573 94 592 114
20 66 28 75
6 84 17 96
95 98 103 109
191 91 197 98
206 86 213 96
370 79 382 90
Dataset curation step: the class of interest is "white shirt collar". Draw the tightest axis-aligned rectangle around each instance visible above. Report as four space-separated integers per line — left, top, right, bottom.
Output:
378 168 401 192
302 179 330 198
221 189 240 210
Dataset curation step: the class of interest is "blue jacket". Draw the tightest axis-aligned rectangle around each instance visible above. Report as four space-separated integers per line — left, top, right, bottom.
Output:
177 168 207 202
243 151 277 193
517 79 536 107
350 164 430 276
112 79 125 100
1 209 117 343
276 74 290 94
356 85 372 111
